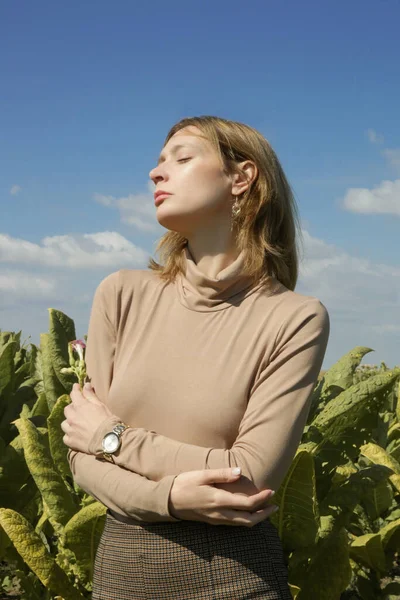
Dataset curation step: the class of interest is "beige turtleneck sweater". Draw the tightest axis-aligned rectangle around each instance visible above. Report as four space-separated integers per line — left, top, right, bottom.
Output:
68 246 330 523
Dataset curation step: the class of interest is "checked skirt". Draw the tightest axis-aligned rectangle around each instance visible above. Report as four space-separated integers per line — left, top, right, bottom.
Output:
92 510 292 599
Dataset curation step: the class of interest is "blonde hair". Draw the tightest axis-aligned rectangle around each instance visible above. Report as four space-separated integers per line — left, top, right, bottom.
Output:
148 116 303 291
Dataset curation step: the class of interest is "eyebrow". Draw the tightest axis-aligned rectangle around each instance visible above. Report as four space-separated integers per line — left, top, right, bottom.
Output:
157 143 194 166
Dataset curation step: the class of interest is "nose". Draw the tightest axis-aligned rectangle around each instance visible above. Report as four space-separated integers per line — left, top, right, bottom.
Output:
149 165 166 184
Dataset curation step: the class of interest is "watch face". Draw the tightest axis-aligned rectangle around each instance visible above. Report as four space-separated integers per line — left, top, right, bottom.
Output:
102 432 120 453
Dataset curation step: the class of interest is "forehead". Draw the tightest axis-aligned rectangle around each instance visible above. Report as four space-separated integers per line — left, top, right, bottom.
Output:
157 131 210 165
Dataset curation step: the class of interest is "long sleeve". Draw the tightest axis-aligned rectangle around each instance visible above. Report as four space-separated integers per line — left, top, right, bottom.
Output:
67 272 179 522
89 297 330 493
68 450 178 522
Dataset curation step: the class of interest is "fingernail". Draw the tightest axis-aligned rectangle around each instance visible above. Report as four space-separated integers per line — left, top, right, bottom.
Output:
231 467 241 476
269 491 276 497
271 505 279 513
84 382 92 389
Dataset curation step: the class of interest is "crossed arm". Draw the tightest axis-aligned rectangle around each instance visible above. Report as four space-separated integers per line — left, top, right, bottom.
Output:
65 275 330 521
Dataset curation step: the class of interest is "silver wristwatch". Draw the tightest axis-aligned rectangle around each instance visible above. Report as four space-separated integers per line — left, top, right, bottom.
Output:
101 422 130 463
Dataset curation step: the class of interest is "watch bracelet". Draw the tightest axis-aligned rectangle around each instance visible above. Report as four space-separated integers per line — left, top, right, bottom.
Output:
102 422 130 462
113 423 129 436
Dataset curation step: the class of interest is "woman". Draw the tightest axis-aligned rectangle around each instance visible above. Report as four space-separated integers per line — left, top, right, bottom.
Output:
62 115 330 599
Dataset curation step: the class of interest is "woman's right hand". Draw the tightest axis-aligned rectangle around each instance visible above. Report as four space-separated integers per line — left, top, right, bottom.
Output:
168 467 278 527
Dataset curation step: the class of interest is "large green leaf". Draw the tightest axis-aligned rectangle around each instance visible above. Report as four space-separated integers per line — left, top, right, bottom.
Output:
308 347 374 424
361 478 394 521
28 343 39 376
311 369 400 448
31 345 44 397
307 346 373 424
349 505 374 539
387 422 400 444
40 333 66 411
330 460 358 485
14 361 31 390
0 440 33 511
0 508 85 599
14 345 25 366
63 501 106 585
320 346 374 398
14 417 77 529
0 381 37 444
389 440 400 463
48 394 72 481
29 392 50 419
350 531 387 573
271 449 319 550
320 464 393 525
19 488 43 526
0 341 17 410
379 517 400 550
47 308 77 390
360 442 400 493
0 331 16 354
296 527 352 600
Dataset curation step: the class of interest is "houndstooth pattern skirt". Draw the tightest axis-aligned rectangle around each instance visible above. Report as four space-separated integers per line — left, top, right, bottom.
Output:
92 510 292 599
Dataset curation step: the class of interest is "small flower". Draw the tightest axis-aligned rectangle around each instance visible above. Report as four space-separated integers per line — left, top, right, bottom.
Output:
70 339 86 361
64 339 89 388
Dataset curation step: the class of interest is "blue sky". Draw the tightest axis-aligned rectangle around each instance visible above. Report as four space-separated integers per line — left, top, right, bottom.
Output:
1 0 399 370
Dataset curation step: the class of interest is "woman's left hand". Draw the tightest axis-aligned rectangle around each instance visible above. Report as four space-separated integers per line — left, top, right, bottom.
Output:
61 382 115 453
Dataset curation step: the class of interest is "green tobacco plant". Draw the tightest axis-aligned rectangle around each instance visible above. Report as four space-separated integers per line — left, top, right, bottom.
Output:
0 330 39 445
0 312 105 599
272 349 400 600
0 314 400 599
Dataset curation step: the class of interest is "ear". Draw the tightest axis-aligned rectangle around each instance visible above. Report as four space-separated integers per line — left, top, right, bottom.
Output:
231 160 258 197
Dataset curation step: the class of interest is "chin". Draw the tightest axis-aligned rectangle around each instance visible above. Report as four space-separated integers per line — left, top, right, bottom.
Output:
156 211 197 235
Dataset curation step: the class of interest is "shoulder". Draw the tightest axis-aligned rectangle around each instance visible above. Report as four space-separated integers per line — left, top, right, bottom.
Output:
95 268 152 292
263 280 330 344
93 268 154 307
265 278 329 321
283 288 329 325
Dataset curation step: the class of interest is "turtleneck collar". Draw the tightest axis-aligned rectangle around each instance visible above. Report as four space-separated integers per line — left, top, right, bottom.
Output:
176 245 270 312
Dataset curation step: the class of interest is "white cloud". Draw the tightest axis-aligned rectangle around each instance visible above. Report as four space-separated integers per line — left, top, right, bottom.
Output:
0 270 56 299
298 230 400 368
10 185 21 196
0 222 399 369
94 180 161 233
340 132 400 219
367 129 384 144
93 193 114 207
0 269 92 345
300 230 400 291
0 231 149 269
340 179 400 216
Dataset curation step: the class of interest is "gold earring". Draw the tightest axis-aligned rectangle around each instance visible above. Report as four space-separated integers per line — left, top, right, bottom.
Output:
232 197 241 217
231 196 241 232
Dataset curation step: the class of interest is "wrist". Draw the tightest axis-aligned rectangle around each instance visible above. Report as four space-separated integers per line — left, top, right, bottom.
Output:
88 415 122 455
101 422 130 463
168 476 181 520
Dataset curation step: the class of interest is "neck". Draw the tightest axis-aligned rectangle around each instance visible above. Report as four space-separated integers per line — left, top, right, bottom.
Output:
185 240 241 280
177 244 266 312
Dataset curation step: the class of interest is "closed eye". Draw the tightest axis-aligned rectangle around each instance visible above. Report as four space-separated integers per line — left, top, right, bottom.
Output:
177 157 191 163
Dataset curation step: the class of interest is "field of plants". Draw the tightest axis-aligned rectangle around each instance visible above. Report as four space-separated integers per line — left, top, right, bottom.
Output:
0 308 399 600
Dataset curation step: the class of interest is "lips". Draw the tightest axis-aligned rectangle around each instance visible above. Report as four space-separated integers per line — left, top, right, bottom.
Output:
154 192 172 206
